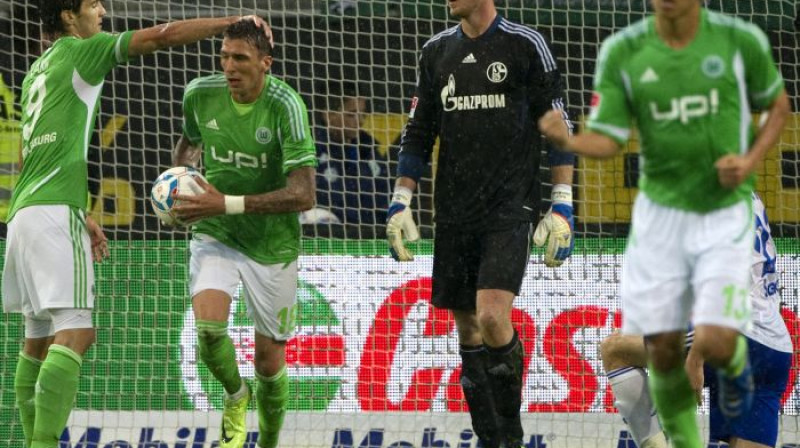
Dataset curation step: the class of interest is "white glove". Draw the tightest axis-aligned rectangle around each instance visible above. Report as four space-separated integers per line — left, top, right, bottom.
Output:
533 184 574 267
386 187 420 261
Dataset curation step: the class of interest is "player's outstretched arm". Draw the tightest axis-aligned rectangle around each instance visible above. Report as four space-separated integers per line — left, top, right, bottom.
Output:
128 15 268 57
538 109 620 159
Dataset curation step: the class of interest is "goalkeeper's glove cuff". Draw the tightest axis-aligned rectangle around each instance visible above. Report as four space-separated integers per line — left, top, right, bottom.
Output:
551 184 573 206
391 186 413 208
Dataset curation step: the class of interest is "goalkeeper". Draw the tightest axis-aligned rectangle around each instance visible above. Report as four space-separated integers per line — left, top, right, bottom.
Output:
601 193 792 448
385 0 575 446
3 2 267 447
538 2 791 448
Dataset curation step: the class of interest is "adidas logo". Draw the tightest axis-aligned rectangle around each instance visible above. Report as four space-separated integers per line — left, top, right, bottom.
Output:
205 118 219 130
461 53 477 64
640 67 659 83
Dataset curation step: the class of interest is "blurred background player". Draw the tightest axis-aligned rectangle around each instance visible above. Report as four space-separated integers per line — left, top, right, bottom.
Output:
306 79 391 236
386 0 575 446
171 19 316 448
3 1 265 447
538 1 791 447
601 193 792 448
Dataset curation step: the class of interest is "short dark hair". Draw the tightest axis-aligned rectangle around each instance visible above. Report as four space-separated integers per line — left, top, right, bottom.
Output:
223 19 274 57
38 0 83 35
314 79 369 112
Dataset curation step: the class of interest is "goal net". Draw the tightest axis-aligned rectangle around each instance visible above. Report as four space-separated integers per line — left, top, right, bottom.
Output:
0 1 798 447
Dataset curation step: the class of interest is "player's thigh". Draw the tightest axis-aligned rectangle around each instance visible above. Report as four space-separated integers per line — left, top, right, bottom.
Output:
3 206 95 316
239 258 298 341
691 201 752 331
621 196 692 335
476 222 531 295
432 226 481 311
189 235 241 317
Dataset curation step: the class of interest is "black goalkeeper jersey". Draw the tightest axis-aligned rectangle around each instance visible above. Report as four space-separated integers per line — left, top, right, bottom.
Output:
400 15 570 230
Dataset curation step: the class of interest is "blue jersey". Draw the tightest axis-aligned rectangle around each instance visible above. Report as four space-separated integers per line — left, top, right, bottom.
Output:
313 125 391 226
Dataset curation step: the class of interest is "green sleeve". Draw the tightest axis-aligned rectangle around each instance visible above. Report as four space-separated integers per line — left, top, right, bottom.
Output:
278 91 317 174
740 23 784 109
74 31 134 85
586 34 633 144
181 82 202 145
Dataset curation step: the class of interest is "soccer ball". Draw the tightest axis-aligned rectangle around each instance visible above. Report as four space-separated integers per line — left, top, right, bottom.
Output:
150 166 206 226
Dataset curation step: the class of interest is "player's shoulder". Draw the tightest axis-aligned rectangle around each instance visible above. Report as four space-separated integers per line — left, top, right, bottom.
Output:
421 24 460 52
495 18 558 70
704 9 770 52
601 17 651 55
264 76 309 114
495 17 550 48
184 73 228 97
265 75 305 104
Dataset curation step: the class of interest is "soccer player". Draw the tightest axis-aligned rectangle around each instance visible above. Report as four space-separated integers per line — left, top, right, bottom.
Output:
3 1 267 447
538 1 792 447
601 193 792 448
171 19 316 448
386 0 575 446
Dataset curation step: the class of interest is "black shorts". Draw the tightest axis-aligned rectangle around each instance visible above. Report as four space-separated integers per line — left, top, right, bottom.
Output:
432 222 532 311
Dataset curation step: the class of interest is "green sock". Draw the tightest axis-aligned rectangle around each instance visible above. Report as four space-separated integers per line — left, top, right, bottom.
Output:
723 335 748 377
31 345 82 448
196 320 242 395
15 352 43 447
647 364 702 448
256 367 289 448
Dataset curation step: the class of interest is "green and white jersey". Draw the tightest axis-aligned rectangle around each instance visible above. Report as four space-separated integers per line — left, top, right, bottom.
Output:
588 9 783 212
183 74 316 264
9 31 133 220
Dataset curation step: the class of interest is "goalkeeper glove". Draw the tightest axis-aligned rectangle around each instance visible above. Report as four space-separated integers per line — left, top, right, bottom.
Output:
533 184 574 267
386 187 420 261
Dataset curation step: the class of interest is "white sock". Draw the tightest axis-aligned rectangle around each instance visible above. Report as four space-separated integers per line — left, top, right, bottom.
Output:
608 367 663 447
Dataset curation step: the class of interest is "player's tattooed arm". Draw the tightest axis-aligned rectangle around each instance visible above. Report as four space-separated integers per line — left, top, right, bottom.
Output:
244 166 316 214
172 135 202 168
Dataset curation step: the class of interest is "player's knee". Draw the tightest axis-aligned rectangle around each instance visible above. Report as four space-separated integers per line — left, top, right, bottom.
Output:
599 333 625 371
645 337 685 372
476 308 505 337
693 327 739 367
254 336 286 377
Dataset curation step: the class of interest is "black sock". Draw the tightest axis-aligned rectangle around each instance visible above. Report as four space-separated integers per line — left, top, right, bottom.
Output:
460 344 499 448
485 331 524 445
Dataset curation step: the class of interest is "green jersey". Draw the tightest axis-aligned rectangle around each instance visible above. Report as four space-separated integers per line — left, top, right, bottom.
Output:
9 31 133 220
588 9 783 212
182 74 316 264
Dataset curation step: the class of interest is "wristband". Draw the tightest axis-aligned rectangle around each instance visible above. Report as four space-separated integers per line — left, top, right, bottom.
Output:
224 195 246 215
391 186 413 207
551 184 573 206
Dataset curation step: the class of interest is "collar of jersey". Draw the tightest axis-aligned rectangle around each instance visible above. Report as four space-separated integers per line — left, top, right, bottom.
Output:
456 13 502 40
229 75 271 114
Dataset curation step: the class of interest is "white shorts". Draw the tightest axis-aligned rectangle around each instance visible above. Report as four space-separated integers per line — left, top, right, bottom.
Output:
621 195 752 335
25 309 94 338
189 234 298 341
3 205 95 317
